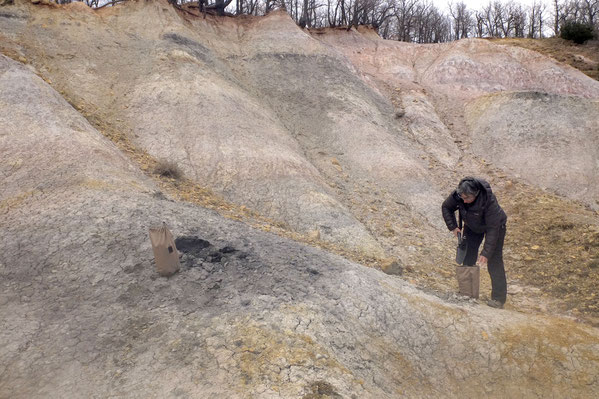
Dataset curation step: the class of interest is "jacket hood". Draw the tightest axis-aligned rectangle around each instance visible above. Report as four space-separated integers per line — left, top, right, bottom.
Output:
457 176 492 199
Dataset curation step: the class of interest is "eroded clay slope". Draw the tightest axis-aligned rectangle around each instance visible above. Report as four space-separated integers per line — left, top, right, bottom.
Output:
0 54 155 202
1 0 458 259
466 92 599 208
313 27 599 210
1 50 599 399
0 3 599 398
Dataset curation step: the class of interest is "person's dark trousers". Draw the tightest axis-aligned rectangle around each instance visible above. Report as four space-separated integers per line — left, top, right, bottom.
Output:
462 225 507 303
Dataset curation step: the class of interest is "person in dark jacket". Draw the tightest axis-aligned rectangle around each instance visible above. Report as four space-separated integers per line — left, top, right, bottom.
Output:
442 177 508 308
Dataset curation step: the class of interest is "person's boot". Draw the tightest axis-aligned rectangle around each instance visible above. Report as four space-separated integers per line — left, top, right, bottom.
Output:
487 299 504 309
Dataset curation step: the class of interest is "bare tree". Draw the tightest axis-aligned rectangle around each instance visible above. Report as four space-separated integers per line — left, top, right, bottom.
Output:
80 0 588 43
510 2 527 37
449 1 473 40
552 0 562 34
300 0 309 26
394 0 419 41
536 2 547 37
498 1 513 37
417 2 450 42
481 2 499 37
582 0 599 25
562 0 584 24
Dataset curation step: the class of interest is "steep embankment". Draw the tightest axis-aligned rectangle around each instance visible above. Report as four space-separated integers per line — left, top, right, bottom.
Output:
4 2 598 318
1 1 599 397
466 91 599 207
2 50 599 398
0 0 450 261
313 24 599 318
314 26 599 207
489 37 599 81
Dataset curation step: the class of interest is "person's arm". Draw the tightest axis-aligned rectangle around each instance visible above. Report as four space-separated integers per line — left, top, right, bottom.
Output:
441 193 459 232
480 195 504 258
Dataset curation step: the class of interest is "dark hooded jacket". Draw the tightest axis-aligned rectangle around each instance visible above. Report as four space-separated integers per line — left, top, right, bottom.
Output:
442 177 507 258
